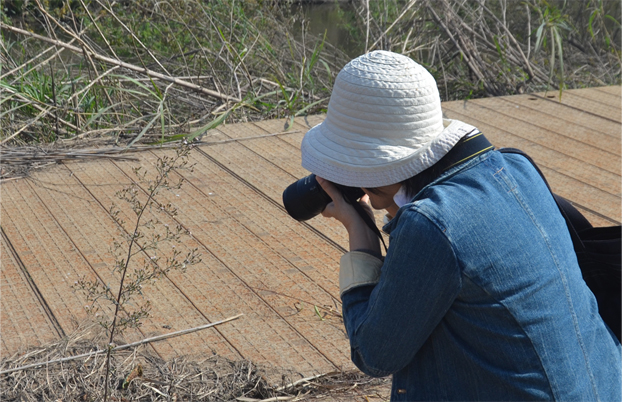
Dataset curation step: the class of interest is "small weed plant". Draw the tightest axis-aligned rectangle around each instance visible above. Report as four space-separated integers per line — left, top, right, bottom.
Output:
73 142 201 401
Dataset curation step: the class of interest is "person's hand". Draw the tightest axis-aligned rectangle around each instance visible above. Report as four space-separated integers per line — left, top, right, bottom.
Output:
316 177 365 228
316 176 381 253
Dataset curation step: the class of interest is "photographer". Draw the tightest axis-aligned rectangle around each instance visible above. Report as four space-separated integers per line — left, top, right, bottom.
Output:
300 51 621 401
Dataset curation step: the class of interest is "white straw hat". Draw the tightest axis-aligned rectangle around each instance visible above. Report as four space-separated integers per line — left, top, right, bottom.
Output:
301 50 476 188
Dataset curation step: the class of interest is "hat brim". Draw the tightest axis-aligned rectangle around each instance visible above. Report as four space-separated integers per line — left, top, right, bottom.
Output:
301 118 478 188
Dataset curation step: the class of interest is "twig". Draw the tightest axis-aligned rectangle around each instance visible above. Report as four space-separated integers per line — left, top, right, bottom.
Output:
275 372 339 392
197 130 301 145
365 0 370 52
478 0 536 80
0 47 55 81
0 23 241 103
1 87 78 131
95 0 170 75
368 0 419 52
1 105 56 144
78 0 120 60
0 314 243 375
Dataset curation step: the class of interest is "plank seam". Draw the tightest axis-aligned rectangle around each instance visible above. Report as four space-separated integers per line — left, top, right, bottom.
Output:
130 150 343 369
444 106 622 186
194 147 347 254
455 99 620 161
23 173 171 360
499 97 620 140
533 93 620 124
565 200 621 225
167 151 344 303
61 163 170 361
107 157 247 361
0 225 66 339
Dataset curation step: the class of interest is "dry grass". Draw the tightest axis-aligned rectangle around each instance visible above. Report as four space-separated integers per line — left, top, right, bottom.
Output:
0 322 390 401
0 0 344 148
2 0 618 150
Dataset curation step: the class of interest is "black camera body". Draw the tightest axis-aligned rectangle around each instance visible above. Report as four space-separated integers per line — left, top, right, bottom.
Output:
282 174 365 221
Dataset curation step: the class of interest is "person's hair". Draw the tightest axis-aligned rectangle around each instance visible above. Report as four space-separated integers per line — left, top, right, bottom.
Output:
400 176 422 199
400 163 441 199
362 163 440 200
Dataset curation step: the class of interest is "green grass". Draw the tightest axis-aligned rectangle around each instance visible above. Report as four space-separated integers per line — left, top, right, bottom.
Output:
1 0 341 145
1 0 619 145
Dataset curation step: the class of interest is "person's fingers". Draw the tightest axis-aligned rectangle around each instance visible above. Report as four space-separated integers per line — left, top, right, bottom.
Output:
315 176 366 228
357 194 375 219
320 202 335 218
316 176 343 203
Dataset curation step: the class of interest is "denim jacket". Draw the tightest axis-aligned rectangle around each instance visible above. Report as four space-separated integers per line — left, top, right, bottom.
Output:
341 150 621 401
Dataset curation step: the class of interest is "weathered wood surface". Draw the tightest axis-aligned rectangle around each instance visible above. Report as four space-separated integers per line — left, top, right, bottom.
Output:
1 86 620 381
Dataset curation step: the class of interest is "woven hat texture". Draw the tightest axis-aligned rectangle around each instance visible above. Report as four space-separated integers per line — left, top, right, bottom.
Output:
301 50 475 188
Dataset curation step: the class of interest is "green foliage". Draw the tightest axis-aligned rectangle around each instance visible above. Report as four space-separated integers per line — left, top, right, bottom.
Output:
2 0 620 146
587 0 622 55
1 0 339 145
0 39 112 142
530 0 573 96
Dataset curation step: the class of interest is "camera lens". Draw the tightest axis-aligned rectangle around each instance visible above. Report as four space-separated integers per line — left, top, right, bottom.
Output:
282 174 332 221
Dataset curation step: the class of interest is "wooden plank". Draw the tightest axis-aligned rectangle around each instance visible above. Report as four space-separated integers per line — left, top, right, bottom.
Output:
594 85 622 97
216 122 309 180
110 149 350 375
26 163 240 362
496 96 620 150
442 106 621 225
534 89 621 122
0 179 94 334
1 236 60 356
494 95 621 140
565 87 622 108
443 100 621 175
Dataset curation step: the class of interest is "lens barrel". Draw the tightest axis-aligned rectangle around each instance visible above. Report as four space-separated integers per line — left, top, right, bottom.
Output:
282 174 365 221
282 174 330 221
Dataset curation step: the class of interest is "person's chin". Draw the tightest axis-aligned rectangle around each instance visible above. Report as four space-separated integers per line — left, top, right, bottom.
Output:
369 201 385 210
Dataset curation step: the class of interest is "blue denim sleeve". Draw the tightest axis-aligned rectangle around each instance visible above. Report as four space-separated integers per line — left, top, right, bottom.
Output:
341 208 461 377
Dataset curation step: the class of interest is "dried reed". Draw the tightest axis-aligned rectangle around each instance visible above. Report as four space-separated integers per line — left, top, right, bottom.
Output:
1 0 344 148
0 321 390 401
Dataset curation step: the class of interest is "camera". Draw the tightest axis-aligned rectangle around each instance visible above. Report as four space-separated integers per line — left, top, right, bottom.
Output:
282 174 365 221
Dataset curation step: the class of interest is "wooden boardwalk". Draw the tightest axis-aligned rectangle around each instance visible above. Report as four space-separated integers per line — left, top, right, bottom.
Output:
1 86 620 382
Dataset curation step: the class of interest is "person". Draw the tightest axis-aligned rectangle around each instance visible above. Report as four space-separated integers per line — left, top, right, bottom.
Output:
300 50 621 401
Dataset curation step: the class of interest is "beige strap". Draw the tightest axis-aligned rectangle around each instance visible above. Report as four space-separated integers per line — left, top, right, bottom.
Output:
339 251 383 297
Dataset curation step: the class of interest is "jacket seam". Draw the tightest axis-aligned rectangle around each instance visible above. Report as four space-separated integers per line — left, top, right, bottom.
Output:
414 202 556 398
460 271 556 399
502 164 600 400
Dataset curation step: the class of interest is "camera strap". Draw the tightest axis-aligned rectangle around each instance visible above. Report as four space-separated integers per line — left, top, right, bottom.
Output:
345 193 389 252
403 131 494 199
438 131 494 172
